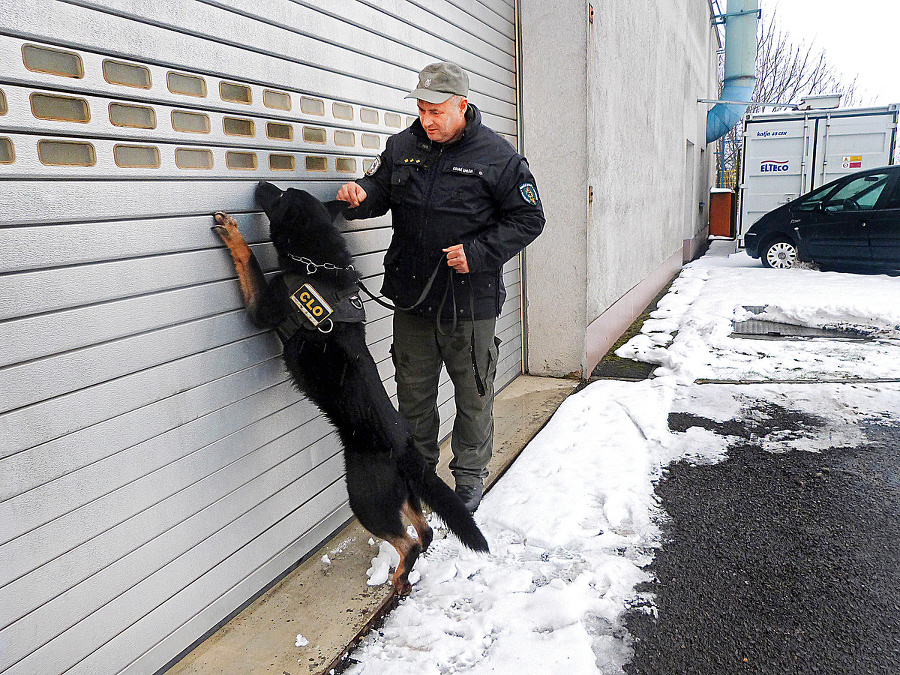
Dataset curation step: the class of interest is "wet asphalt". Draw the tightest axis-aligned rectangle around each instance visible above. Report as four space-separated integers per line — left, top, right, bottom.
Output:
623 399 900 675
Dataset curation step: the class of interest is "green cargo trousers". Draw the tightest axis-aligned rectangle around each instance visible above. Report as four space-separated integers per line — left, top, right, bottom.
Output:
392 311 499 489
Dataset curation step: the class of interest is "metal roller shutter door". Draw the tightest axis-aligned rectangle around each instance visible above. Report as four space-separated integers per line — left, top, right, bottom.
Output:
0 1 521 673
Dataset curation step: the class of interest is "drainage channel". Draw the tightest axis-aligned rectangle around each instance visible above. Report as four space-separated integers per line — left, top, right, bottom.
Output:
732 307 875 341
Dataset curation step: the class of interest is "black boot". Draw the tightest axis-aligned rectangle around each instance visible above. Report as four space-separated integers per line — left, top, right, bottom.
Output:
455 480 484 514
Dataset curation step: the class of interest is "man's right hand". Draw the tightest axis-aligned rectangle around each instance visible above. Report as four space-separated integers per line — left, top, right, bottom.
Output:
336 182 367 208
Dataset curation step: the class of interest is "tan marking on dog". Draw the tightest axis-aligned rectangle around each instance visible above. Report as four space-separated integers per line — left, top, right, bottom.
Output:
212 211 263 313
403 499 434 552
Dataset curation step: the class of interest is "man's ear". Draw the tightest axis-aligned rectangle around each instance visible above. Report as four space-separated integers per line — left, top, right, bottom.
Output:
324 200 349 222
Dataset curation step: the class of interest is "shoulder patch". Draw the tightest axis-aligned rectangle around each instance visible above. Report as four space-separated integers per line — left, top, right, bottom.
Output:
519 182 540 206
366 154 382 176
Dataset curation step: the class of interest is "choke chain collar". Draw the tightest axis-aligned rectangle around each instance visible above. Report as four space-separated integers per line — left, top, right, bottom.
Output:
287 253 355 276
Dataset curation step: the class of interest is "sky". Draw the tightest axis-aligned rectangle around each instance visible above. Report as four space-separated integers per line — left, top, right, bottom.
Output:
291 244 900 674
755 0 900 105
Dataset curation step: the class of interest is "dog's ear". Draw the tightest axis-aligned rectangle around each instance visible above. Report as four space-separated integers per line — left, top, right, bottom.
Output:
324 200 349 222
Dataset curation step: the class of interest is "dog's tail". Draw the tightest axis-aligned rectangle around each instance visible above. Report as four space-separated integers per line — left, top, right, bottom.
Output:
397 447 489 553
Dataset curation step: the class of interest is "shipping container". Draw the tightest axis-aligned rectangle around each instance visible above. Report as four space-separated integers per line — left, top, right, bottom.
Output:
738 102 898 240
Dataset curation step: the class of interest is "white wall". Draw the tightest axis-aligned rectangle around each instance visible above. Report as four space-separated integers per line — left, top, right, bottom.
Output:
522 0 720 377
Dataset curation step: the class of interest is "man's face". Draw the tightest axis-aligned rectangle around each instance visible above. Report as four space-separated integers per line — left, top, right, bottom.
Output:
417 97 467 144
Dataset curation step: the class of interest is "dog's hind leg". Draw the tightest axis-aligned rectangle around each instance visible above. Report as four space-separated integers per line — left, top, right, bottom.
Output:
211 212 271 327
384 531 422 596
403 496 434 553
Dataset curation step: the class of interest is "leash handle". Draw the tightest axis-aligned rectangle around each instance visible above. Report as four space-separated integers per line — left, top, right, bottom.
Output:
356 256 445 312
357 258 487 398
469 285 486 396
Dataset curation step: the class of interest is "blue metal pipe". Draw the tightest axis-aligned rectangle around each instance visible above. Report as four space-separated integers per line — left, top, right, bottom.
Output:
706 0 759 144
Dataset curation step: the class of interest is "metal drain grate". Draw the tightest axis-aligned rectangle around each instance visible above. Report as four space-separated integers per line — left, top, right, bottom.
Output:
732 306 871 340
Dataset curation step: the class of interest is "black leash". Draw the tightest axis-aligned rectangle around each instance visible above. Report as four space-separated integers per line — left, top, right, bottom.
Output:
330 204 486 396
355 256 444 314
356 258 486 397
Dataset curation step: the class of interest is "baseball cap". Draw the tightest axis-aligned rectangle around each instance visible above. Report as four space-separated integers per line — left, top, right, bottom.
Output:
405 62 469 104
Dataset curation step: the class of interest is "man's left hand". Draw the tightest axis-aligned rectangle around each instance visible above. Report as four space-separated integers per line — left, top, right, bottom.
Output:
443 244 469 274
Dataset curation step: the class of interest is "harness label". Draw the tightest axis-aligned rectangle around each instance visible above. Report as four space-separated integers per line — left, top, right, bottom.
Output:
290 283 333 326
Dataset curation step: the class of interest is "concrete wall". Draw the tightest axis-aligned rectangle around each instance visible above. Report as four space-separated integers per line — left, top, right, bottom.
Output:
521 0 720 377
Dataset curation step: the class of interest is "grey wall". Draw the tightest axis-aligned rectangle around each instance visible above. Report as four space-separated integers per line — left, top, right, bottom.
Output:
521 0 720 377
0 1 522 672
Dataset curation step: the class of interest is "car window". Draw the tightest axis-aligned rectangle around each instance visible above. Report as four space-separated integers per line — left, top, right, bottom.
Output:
885 177 900 209
823 172 891 212
794 182 839 211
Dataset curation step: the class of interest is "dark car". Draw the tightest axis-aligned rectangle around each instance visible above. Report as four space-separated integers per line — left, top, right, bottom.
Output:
744 165 900 269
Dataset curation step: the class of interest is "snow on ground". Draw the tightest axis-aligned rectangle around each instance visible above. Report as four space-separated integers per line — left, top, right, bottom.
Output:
338 244 900 674
617 245 900 383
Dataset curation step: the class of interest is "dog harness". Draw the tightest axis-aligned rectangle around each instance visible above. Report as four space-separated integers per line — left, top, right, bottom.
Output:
274 272 365 343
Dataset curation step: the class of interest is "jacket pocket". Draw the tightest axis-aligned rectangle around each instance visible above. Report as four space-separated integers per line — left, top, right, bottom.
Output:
390 166 411 204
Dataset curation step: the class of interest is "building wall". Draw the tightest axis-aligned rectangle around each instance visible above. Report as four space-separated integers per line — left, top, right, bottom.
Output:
0 1 522 672
522 0 720 377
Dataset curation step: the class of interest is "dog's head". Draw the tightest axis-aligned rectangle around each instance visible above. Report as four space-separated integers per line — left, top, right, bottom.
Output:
255 181 354 272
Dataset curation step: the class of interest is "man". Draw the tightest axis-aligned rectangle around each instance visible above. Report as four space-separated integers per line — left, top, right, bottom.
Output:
337 62 544 513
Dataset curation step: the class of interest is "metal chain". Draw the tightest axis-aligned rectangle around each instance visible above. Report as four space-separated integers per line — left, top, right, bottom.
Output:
286 253 355 275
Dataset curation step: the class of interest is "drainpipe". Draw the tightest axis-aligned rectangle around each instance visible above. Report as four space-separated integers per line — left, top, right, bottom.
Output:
706 0 759 143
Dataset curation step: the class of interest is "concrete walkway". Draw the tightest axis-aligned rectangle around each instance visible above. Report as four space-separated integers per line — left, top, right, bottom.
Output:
166 374 577 675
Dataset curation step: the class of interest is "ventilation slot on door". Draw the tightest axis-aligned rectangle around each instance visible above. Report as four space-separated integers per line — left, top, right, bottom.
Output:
175 148 213 169
300 97 324 116
167 72 207 97
114 144 161 168
267 122 293 141
31 93 90 123
333 103 353 120
103 59 152 89
0 137 14 164
305 156 327 172
302 127 326 144
226 151 258 170
360 108 379 124
23 44 84 78
334 131 355 147
223 117 254 137
109 103 156 129
38 139 96 166
263 89 291 111
172 110 210 133
269 153 295 171
220 82 252 104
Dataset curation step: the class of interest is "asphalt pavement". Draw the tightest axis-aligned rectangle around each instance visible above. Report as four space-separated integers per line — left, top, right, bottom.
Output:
622 396 900 674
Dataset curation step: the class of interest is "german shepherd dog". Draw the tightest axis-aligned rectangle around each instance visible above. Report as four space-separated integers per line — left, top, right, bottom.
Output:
212 182 489 594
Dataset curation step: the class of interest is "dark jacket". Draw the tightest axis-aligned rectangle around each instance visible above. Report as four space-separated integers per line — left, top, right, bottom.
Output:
345 104 545 320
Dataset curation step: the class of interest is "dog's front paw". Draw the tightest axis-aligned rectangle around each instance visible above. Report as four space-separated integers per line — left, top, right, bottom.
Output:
211 211 240 242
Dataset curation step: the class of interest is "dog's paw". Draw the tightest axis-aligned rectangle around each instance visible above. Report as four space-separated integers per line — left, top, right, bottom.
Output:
211 211 239 241
394 579 413 596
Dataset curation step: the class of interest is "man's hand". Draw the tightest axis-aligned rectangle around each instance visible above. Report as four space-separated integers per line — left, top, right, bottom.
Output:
336 182 367 208
443 244 469 274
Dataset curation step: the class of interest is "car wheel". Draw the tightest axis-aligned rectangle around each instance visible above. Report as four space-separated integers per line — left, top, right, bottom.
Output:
761 238 798 269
